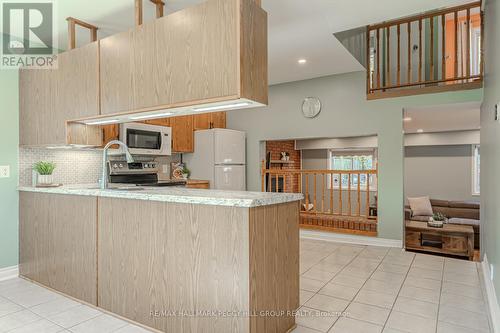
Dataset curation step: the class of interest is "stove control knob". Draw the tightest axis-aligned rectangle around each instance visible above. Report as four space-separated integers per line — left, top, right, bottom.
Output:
119 164 123 168
145 163 150 168
112 164 118 169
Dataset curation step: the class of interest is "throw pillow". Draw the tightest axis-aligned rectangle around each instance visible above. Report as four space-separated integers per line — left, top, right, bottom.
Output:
408 196 433 217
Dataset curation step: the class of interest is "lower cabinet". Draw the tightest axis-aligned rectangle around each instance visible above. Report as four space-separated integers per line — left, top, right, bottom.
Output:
19 192 98 305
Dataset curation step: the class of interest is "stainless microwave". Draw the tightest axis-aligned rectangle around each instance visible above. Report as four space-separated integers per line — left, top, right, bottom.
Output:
120 123 172 156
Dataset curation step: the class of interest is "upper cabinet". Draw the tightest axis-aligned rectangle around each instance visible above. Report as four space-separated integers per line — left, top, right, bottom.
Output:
193 112 226 130
19 42 100 146
99 0 267 116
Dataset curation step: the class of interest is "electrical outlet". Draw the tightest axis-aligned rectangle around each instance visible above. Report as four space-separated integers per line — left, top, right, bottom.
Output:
0 166 10 178
162 164 170 174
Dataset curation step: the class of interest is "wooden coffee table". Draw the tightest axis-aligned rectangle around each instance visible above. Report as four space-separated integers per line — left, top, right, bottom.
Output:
405 220 474 260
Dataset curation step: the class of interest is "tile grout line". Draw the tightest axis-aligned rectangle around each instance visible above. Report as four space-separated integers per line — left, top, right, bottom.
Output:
433 256 445 333
322 246 392 331
300 244 367 331
379 251 417 332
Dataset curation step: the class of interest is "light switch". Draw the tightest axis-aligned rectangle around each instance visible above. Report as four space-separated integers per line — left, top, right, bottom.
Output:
0 165 10 178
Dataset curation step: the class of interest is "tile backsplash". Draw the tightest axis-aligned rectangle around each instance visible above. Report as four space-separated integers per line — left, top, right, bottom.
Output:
19 148 103 186
19 148 182 186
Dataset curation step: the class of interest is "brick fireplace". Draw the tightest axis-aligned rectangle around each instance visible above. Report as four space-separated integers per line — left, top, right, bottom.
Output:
265 140 301 193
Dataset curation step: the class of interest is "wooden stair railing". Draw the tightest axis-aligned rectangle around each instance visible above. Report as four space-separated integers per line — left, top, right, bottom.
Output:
261 161 378 220
66 17 98 50
135 0 166 26
366 1 483 99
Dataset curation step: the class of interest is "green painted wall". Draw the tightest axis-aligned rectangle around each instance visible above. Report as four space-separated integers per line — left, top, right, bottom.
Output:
227 71 482 240
481 0 500 299
0 69 19 269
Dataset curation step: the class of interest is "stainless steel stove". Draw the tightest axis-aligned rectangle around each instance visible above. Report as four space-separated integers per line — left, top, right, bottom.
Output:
108 160 186 187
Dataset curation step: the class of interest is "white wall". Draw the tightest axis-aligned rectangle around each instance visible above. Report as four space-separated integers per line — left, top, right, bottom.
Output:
481 0 500 299
404 145 478 203
227 71 482 240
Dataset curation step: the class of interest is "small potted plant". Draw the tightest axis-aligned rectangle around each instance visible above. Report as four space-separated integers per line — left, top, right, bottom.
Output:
428 212 446 228
182 166 191 180
33 161 56 186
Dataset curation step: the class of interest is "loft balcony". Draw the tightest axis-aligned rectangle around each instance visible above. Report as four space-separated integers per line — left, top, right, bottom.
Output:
366 1 483 100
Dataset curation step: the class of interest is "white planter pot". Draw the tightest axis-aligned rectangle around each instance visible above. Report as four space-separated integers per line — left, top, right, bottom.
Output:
37 174 53 185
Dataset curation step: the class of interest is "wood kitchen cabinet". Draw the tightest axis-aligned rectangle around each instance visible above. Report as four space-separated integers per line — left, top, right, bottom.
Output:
19 42 100 146
99 0 267 116
193 112 226 130
19 192 98 305
100 116 195 153
170 115 194 153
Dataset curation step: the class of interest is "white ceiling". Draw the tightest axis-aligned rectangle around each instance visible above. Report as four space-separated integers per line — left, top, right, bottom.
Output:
404 102 481 134
55 0 473 85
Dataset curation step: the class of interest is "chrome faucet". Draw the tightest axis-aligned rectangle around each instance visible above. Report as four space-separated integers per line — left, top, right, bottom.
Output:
101 140 134 190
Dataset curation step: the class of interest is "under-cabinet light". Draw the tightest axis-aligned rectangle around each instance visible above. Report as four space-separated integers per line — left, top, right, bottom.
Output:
193 102 251 112
85 119 120 125
130 112 174 120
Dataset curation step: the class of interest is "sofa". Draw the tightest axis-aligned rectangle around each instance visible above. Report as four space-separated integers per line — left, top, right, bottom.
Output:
405 199 480 248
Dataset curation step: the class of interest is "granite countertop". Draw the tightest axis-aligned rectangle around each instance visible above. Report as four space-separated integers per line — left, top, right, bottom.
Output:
18 184 304 208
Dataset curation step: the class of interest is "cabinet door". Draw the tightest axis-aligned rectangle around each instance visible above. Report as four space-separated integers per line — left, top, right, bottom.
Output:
99 0 239 116
56 42 99 121
211 112 227 128
102 125 120 146
19 192 98 305
19 68 55 145
193 114 211 130
19 42 99 146
171 115 194 153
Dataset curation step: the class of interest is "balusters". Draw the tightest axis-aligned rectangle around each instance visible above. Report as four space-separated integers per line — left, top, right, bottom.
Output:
348 174 352 216
386 27 391 87
330 173 334 214
418 19 423 83
397 24 401 86
367 2 482 95
305 174 309 209
442 14 446 80
339 173 343 215
366 173 371 217
357 177 361 217
376 29 381 89
313 173 317 213
466 9 471 79
407 22 412 83
430 17 435 81
454 11 459 78
321 174 325 212
267 171 271 192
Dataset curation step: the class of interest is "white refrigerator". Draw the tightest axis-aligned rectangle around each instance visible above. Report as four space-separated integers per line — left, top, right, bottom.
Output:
184 129 246 191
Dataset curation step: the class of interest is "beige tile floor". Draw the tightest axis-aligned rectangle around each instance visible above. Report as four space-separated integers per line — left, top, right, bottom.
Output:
0 278 152 333
293 239 491 333
0 238 491 333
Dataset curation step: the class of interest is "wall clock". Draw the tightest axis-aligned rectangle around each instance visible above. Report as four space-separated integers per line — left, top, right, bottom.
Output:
302 97 321 118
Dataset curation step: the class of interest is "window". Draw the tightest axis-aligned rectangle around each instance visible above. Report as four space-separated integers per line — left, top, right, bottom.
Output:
328 151 377 190
472 144 480 195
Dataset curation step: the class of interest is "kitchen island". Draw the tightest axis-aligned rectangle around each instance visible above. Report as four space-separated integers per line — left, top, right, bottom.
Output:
18 186 302 333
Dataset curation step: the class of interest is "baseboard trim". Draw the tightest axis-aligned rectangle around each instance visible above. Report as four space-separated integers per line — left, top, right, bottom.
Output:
481 255 500 333
0 265 19 282
300 229 402 248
